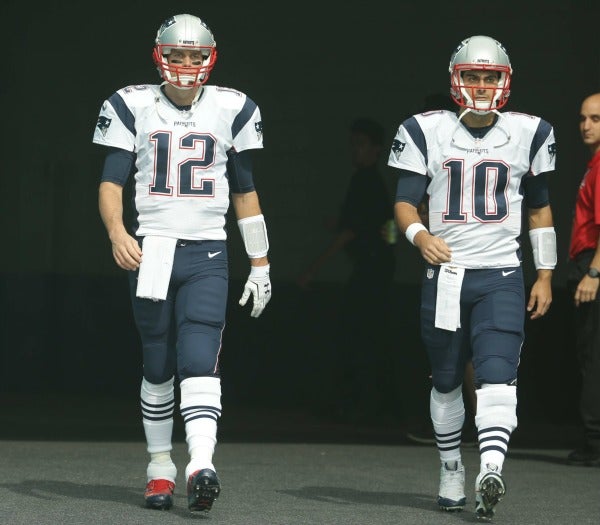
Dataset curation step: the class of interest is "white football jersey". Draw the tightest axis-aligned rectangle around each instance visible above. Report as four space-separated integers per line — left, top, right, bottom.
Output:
93 84 263 240
388 110 556 268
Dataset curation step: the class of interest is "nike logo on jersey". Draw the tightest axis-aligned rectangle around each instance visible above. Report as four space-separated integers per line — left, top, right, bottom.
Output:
208 251 222 258
502 270 516 276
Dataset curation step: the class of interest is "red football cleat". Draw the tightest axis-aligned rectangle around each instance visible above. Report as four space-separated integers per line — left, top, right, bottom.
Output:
144 478 175 510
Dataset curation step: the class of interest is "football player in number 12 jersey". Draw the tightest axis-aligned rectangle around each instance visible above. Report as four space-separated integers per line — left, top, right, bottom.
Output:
93 13 271 513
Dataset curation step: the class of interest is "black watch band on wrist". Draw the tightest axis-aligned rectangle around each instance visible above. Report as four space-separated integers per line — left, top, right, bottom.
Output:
588 267 600 278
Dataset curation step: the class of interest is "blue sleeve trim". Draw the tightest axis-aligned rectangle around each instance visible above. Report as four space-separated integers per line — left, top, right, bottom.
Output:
232 97 257 139
108 92 136 137
403 116 428 165
529 119 552 166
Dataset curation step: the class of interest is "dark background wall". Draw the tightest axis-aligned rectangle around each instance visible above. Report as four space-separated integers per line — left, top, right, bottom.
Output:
1 0 599 426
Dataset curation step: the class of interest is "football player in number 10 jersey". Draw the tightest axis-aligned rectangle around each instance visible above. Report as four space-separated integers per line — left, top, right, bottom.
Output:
388 35 557 520
93 13 271 513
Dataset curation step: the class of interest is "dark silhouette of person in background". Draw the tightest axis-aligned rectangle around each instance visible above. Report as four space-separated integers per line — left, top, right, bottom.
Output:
297 117 396 422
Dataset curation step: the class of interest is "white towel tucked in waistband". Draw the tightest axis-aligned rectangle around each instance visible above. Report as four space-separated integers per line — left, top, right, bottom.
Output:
136 236 177 301
435 265 465 331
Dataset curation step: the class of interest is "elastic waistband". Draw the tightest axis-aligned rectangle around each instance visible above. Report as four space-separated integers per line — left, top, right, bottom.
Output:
176 239 205 247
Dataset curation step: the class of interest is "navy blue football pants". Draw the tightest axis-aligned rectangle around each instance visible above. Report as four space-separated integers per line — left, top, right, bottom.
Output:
128 239 228 384
420 265 525 393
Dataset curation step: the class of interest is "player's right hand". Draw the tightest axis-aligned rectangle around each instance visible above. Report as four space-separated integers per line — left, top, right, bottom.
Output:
110 232 142 271
416 234 452 265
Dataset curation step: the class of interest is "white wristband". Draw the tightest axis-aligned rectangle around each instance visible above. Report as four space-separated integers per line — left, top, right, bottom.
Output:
249 264 270 277
529 227 557 269
405 223 428 246
238 214 269 258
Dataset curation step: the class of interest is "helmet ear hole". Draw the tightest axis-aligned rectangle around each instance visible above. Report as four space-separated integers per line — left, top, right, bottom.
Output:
153 14 218 89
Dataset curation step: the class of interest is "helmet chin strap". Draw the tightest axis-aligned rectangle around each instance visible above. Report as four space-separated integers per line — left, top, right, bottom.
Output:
471 106 494 116
451 108 511 149
490 111 511 147
460 88 498 114
155 82 204 122
172 82 196 91
170 70 203 90
159 57 207 90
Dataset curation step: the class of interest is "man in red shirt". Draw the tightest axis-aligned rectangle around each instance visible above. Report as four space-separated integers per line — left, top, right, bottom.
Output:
567 92 600 466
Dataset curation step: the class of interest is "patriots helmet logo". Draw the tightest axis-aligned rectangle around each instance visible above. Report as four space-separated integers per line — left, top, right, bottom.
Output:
157 16 177 35
548 143 557 158
97 116 112 137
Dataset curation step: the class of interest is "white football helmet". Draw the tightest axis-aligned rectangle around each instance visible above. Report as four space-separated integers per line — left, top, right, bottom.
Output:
448 35 512 113
152 14 217 89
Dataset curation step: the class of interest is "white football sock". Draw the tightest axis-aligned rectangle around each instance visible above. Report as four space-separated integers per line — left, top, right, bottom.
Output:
180 376 222 480
141 377 177 482
430 385 465 464
475 384 518 473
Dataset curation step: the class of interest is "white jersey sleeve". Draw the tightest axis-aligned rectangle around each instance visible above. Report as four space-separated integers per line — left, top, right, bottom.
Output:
388 110 556 268
93 90 140 152
92 84 264 241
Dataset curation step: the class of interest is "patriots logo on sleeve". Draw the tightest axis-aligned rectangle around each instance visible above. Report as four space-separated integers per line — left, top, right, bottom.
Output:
547 143 557 158
391 139 406 160
255 121 263 140
96 116 112 137
392 139 406 153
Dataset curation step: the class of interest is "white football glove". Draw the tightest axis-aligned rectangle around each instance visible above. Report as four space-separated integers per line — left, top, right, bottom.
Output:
239 264 271 318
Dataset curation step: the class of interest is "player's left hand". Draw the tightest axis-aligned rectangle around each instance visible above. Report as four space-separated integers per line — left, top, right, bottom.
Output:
239 264 271 318
527 273 553 319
